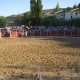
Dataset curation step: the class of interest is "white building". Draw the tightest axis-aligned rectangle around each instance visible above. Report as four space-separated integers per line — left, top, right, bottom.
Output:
55 8 80 20
54 10 65 19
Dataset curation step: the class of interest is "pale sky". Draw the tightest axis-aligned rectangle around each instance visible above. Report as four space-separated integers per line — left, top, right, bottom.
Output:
0 0 80 16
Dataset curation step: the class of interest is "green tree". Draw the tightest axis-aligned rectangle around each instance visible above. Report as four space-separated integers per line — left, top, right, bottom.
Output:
66 7 72 11
36 0 43 26
42 15 58 26
73 4 77 8
30 0 43 26
0 16 8 28
55 2 60 12
41 15 68 27
19 12 31 27
63 8 66 12
78 3 80 8
30 0 37 26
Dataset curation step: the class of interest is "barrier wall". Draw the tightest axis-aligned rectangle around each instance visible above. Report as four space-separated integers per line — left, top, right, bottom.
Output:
28 31 80 37
10 32 22 37
6 31 80 38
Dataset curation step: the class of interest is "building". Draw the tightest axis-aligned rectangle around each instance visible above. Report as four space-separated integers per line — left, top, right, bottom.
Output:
54 10 65 19
54 8 80 20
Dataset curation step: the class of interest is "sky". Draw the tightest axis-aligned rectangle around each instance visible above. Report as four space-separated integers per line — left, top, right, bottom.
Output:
0 0 80 17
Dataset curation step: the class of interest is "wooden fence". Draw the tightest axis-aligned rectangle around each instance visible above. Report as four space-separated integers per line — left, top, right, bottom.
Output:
1 31 80 37
27 31 80 37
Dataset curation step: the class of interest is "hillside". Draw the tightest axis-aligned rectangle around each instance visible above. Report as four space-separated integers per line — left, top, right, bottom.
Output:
6 8 63 26
6 9 55 22
7 9 54 18
6 9 55 26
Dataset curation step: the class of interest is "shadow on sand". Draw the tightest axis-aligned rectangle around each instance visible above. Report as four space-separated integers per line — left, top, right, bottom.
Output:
40 37 80 48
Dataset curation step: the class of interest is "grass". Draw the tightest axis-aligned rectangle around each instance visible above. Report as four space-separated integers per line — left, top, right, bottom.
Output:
0 37 80 80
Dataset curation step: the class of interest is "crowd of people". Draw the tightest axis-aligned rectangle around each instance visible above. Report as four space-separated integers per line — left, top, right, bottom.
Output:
6 25 80 33
3 25 80 37
29 26 80 32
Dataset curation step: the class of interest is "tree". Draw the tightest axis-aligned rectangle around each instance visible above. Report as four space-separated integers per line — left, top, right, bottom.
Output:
36 0 43 26
63 8 66 12
30 0 43 26
0 16 8 28
55 2 60 12
19 12 31 27
66 7 72 11
73 4 77 8
42 15 58 26
30 0 37 26
78 3 80 8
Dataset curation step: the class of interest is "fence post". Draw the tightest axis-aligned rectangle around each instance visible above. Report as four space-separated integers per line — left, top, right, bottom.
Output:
64 31 65 37
78 32 79 37
47 31 48 36
30 30 31 37
71 31 72 37
57 31 58 36
16 31 17 37
10 30 11 38
50 31 51 36
33 31 34 36
40 31 41 36
0 32 1 38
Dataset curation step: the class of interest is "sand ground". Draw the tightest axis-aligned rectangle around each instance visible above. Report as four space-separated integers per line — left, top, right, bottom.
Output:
0 37 80 80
